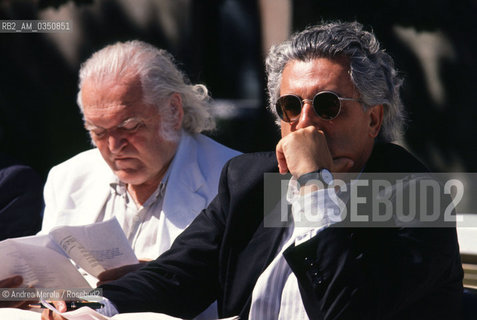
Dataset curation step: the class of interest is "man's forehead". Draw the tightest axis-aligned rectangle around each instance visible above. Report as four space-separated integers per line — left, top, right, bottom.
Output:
82 96 143 128
81 76 143 107
282 57 350 76
280 57 353 95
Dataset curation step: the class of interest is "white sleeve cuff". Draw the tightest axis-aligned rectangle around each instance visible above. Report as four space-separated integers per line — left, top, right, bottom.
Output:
95 296 120 317
291 186 344 228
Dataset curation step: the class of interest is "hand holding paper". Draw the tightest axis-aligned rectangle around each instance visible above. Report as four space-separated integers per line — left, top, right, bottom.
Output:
0 218 138 289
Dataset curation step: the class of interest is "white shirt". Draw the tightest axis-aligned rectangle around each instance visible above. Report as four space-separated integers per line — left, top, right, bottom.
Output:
80 177 171 317
101 170 170 260
101 178 344 318
96 173 218 319
41 132 240 319
249 178 343 319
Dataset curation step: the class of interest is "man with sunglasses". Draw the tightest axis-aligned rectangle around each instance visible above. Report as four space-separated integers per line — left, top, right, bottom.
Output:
44 21 462 320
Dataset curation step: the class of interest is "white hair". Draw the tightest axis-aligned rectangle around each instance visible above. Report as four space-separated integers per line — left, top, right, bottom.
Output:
77 40 215 141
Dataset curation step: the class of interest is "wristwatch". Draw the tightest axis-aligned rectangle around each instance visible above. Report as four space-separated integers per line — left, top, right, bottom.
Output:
297 168 334 188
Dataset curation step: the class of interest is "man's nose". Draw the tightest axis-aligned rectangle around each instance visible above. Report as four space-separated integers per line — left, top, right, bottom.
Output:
295 100 320 130
108 132 127 153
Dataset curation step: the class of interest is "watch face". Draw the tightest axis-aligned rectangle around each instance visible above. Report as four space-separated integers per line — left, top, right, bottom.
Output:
321 169 334 185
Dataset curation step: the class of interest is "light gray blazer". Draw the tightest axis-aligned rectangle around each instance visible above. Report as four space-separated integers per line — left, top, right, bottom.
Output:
40 132 240 245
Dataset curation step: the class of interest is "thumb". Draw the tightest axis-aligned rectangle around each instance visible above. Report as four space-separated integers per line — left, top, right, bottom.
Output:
332 157 354 173
54 301 67 313
1 275 23 288
275 145 289 174
97 268 119 286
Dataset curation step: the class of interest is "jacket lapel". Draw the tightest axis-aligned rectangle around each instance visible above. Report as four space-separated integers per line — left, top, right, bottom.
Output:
225 196 289 316
162 132 208 242
67 155 114 226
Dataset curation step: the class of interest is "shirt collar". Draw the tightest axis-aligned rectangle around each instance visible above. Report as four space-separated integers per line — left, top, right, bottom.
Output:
109 165 171 206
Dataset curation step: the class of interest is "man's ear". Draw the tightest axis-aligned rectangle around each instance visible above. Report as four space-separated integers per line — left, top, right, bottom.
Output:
367 104 384 138
169 93 184 130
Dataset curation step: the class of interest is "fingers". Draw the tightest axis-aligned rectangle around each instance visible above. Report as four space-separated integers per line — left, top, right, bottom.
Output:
276 127 331 177
97 263 144 286
40 301 67 320
12 299 35 309
0 276 26 308
97 268 116 284
41 309 66 320
275 139 289 174
53 301 67 313
0 275 23 288
41 309 52 320
0 300 31 309
97 264 130 284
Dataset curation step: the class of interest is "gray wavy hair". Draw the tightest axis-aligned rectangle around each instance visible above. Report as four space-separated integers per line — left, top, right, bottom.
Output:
266 21 405 142
77 40 215 140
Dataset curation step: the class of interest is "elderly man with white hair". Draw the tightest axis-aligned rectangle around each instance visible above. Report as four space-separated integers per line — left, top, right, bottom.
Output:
40 41 239 261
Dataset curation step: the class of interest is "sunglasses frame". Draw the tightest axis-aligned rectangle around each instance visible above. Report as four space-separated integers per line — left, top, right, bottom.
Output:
275 90 361 123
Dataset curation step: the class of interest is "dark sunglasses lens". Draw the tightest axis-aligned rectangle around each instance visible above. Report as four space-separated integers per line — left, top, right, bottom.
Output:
276 95 302 122
313 92 340 119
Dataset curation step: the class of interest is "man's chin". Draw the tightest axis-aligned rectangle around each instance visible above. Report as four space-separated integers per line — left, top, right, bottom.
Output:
114 169 145 185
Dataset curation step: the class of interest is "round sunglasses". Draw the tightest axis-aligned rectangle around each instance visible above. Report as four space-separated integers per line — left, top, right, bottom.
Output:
275 91 361 122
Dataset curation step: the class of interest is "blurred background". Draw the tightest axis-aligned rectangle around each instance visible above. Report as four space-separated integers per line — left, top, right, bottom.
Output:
1 0 476 182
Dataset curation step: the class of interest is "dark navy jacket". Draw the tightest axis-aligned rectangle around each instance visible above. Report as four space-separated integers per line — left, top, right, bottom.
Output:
0 154 43 240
